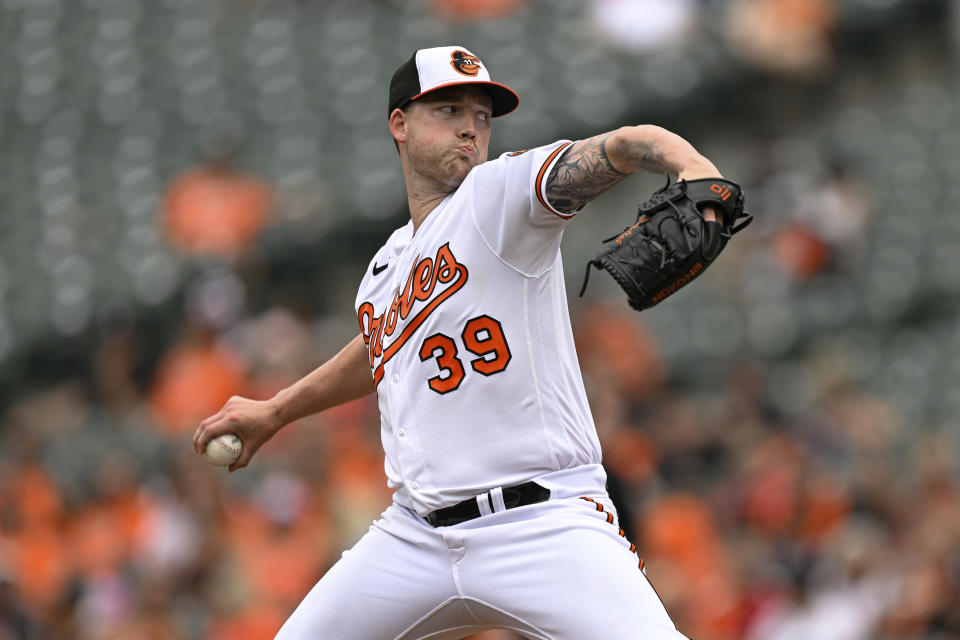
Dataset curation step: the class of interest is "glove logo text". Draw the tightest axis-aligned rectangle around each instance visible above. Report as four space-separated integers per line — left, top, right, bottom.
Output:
651 262 703 304
615 217 650 245
709 183 733 201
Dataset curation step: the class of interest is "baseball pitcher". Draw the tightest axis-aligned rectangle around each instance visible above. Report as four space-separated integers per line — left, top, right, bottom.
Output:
194 45 747 639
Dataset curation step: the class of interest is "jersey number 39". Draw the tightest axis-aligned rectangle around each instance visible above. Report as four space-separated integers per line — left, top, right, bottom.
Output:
418 314 511 394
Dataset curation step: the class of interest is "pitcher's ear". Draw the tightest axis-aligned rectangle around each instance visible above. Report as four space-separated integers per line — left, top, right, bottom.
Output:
389 107 408 146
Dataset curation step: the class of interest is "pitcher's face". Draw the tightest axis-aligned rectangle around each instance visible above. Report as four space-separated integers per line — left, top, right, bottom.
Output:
393 86 494 189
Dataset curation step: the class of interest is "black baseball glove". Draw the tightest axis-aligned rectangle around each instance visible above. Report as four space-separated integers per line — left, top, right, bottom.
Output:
579 178 752 311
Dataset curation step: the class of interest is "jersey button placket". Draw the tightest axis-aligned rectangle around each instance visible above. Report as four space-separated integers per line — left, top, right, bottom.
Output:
384 348 427 502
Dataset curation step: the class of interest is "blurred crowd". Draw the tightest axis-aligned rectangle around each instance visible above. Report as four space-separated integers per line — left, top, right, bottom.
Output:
0 146 957 640
435 0 840 77
1 284 958 640
578 303 960 640
0 302 390 639
2 0 958 639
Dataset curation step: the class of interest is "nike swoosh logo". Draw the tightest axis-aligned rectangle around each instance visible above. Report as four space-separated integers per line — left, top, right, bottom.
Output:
372 262 389 276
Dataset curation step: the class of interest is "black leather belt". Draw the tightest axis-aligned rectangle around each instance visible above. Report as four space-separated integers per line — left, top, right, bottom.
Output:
424 481 551 527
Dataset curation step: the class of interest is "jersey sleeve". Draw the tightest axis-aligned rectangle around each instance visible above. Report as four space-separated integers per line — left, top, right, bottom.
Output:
468 140 580 277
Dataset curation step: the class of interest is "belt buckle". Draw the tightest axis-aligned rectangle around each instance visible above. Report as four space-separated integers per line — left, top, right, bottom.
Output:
424 481 550 528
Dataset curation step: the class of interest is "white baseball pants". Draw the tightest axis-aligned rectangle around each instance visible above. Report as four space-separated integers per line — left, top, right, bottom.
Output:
275 471 689 640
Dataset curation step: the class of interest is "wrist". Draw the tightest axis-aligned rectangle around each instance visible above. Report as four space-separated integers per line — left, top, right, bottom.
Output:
266 392 291 432
677 155 720 180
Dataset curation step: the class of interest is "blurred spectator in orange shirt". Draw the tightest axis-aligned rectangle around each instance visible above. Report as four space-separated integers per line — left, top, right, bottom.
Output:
773 223 829 281
431 0 526 20
642 492 744 640
149 320 248 435
575 302 665 399
163 114 272 259
725 0 837 79
149 269 250 435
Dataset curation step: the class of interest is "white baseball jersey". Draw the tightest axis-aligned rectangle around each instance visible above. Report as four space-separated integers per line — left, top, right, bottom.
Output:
355 140 603 516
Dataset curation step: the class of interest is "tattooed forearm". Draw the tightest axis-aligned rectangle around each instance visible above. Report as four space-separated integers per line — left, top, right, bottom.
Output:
543 133 628 213
543 126 714 213
614 138 668 174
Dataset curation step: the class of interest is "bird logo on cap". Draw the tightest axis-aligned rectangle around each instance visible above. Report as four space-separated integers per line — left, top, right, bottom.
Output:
450 50 482 77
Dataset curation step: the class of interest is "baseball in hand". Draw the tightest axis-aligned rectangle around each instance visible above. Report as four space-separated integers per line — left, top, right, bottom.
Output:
202 433 243 467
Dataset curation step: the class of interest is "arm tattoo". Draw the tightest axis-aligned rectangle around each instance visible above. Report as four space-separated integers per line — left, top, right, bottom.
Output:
614 138 668 174
544 133 628 213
